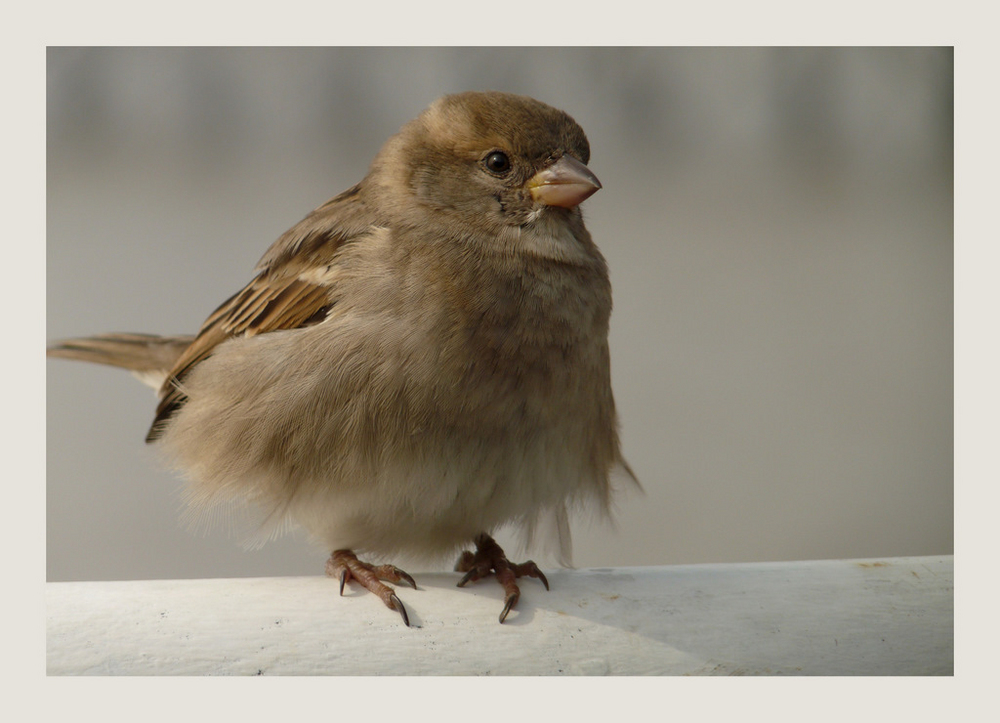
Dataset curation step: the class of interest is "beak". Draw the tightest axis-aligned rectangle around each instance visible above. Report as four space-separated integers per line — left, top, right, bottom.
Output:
527 154 602 208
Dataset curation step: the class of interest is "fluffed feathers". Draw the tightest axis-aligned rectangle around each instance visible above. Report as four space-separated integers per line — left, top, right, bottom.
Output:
48 91 635 569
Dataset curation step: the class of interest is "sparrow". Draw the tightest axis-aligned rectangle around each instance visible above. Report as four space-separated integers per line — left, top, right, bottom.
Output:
48 91 635 625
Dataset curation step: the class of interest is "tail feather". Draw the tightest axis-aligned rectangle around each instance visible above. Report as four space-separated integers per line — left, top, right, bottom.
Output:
47 332 194 390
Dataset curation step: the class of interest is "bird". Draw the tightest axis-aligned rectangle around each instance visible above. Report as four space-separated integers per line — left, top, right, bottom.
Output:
48 90 635 626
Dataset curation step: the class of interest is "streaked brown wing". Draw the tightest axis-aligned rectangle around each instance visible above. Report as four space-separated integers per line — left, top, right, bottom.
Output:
146 185 371 442
146 275 335 441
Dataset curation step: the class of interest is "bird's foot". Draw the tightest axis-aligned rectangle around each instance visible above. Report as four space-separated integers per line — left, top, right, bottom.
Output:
325 549 416 626
455 533 549 623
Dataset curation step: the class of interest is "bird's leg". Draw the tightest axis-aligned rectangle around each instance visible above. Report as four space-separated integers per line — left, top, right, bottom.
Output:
455 533 549 623
325 549 416 627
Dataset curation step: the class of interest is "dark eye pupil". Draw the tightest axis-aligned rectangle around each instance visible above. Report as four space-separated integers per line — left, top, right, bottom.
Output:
485 152 510 173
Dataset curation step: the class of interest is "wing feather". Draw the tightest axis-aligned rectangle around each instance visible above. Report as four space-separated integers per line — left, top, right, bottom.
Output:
146 186 372 442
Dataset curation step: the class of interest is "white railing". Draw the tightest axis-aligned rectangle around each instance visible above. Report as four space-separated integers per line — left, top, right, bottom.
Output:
46 555 952 675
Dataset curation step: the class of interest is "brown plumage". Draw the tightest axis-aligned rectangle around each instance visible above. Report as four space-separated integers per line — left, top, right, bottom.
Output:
47 91 635 625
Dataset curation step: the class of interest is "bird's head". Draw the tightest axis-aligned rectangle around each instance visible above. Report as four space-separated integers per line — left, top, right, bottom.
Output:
370 92 601 244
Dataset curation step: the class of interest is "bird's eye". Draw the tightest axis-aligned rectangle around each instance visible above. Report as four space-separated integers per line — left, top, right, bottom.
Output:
484 151 511 174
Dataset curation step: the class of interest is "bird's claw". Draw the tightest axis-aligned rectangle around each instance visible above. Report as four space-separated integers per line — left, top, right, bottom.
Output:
394 568 417 590
454 534 549 623
326 550 415 626
499 590 520 624
512 560 549 591
388 593 410 627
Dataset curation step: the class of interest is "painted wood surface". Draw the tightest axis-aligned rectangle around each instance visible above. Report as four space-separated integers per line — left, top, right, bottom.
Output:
46 555 952 675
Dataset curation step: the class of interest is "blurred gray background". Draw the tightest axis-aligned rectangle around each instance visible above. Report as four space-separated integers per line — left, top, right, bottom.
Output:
46 47 952 582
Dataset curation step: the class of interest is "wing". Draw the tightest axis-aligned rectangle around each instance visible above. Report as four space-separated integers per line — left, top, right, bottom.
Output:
146 184 374 442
